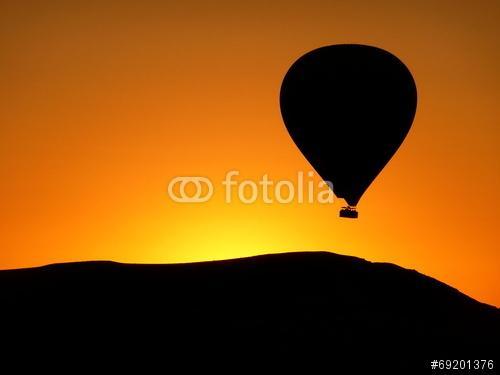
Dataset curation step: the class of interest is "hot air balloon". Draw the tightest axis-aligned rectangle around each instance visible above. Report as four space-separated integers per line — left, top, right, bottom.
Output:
280 44 417 218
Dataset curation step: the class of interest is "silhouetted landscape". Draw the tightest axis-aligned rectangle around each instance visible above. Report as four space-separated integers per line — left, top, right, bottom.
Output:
2 252 498 372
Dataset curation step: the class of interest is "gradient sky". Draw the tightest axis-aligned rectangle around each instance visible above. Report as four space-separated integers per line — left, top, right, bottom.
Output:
1 0 499 306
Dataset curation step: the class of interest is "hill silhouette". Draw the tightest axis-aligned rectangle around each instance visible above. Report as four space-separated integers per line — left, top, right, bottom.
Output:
1 251 498 372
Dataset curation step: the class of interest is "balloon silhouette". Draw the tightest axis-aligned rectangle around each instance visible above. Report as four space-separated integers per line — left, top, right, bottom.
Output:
280 44 417 218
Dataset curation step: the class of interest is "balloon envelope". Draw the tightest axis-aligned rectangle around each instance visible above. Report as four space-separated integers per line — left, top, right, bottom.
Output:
280 44 417 208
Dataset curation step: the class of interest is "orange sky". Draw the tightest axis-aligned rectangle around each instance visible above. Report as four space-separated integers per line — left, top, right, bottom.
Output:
1 0 499 306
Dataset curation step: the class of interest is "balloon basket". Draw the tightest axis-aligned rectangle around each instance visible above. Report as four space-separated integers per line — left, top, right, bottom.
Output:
339 206 358 219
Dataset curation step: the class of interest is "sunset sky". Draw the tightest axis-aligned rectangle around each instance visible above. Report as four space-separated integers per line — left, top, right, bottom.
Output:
1 0 499 306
